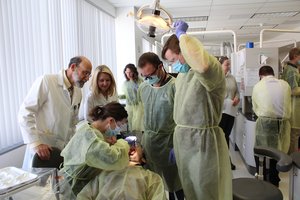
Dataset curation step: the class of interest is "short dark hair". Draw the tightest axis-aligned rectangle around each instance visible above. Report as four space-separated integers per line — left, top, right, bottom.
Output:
259 65 274 76
68 56 82 68
218 56 229 64
124 63 139 82
138 52 163 69
89 102 128 122
289 47 300 61
161 34 181 60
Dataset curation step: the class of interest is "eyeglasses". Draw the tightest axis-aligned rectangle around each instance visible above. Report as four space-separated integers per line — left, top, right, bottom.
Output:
82 70 91 78
166 60 177 66
142 68 158 80
77 66 91 78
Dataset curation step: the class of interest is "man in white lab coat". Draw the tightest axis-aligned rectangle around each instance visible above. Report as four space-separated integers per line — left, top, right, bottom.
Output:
18 56 92 170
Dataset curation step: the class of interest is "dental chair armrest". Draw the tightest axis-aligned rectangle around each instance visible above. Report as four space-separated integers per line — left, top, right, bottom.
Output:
254 146 293 172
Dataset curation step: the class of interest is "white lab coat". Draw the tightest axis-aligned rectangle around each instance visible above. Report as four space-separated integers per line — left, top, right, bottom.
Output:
83 91 118 122
18 70 82 170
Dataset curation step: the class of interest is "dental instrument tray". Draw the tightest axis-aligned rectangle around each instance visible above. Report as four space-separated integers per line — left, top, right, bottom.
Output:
0 167 38 194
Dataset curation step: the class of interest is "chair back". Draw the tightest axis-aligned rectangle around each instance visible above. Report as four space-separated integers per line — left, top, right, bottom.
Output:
32 147 64 169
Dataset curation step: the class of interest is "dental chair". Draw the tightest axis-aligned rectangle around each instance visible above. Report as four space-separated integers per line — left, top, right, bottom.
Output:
32 147 63 200
232 146 293 200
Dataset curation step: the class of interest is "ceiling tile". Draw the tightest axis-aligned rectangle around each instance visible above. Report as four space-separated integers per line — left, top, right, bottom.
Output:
258 1 300 12
167 7 211 18
246 17 289 25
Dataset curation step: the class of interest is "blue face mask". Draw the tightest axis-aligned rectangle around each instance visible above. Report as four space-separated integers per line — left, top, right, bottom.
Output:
172 60 190 73
105 123 121 137
145 75 160 85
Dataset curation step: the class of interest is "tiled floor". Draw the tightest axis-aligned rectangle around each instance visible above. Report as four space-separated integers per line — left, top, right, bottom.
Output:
6 146 292 200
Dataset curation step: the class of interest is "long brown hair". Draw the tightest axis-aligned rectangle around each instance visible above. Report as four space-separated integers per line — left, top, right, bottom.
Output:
124 63 139 82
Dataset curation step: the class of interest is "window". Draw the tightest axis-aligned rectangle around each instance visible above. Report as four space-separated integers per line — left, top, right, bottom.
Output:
0 0 116 154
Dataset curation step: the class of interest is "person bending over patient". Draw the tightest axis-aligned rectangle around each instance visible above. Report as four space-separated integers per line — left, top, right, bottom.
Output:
61 102 129 198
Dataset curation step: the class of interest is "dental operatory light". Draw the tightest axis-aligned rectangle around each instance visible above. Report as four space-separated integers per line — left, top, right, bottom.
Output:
136 0 173 38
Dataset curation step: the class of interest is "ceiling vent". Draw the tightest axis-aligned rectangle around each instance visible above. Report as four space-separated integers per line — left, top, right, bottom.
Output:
251 11 299 18
173 16 208 22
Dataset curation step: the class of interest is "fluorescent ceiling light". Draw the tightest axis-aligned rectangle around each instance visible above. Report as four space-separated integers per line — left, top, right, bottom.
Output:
251 11 299 18
188 27 206 32
173 16 208 22
240 24 277 30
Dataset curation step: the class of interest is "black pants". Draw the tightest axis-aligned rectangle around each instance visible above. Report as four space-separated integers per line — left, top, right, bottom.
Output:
254 156 280 187
219 113 235 147
169 189 184 200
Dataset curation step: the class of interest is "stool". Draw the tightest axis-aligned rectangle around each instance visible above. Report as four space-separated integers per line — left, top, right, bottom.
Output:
233 146 293 200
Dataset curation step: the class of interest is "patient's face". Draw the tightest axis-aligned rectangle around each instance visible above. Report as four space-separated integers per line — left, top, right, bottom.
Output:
129 146 143 163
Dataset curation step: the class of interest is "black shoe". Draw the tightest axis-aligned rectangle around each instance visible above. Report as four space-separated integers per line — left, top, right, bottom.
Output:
231 162 236 170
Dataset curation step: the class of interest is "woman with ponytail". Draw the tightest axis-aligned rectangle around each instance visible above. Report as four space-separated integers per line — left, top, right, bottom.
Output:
60 102 129 198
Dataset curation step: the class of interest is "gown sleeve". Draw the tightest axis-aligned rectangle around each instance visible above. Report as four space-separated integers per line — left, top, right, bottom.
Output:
85 138 130 171
179 34 225 92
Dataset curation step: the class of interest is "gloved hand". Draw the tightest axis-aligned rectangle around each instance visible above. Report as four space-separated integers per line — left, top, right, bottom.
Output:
168 148 176 164
173 20 189 39
125 136 137 147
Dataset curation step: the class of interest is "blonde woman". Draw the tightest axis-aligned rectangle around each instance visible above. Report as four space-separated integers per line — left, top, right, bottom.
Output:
84 65 118 122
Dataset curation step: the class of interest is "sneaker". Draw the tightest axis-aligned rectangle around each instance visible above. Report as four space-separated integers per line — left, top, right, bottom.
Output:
231 162 236 170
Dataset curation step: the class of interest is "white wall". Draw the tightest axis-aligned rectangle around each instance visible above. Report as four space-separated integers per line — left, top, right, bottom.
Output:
115 7 136 94
0 146 26 168
115 7 152 94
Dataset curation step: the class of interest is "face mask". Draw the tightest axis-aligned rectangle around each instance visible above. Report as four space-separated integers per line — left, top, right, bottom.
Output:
105 123 121 137
298 60 300 65
145 75 160 85
172 60 190 73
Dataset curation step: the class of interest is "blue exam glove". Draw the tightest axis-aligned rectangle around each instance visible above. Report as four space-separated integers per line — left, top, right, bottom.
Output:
168 148 176 165
125 136 137 146
173 20 189 39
